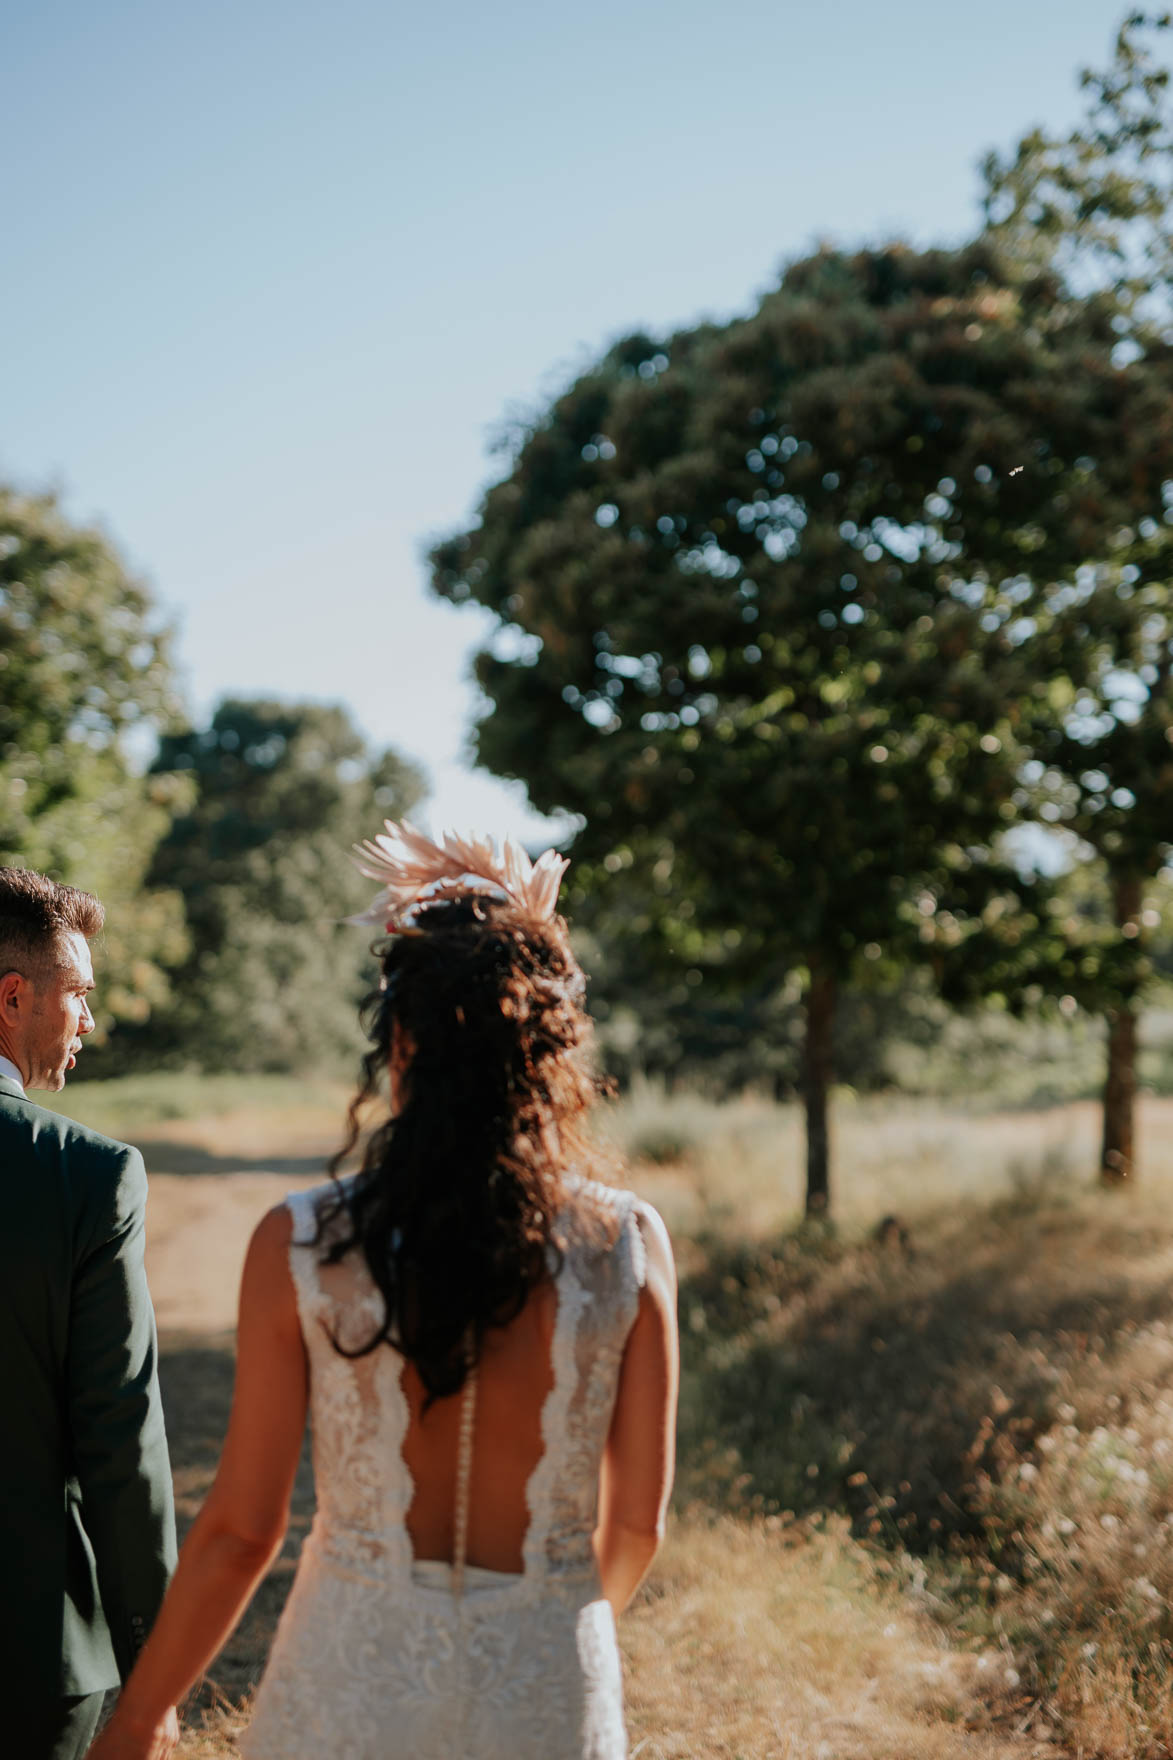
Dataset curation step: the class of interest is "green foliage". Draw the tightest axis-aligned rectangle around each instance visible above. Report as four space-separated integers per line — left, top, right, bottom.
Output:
981 17 1173 1177
33 1070 350 1136
584 921 949 1098
0 485 190 1035
431 240 1173 985
431 240 1173 1201
133 698 424 1073
982 10 1173 317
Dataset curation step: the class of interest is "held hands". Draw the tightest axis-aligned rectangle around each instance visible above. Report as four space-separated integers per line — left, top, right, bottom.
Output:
87 1703 180 1760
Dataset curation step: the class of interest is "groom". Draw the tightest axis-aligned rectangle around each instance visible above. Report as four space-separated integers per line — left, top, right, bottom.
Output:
0 868 177 1759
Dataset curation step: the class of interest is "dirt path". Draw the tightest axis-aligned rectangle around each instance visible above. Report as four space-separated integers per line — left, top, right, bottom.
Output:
146 1171 319 1333
138 1102 339 1332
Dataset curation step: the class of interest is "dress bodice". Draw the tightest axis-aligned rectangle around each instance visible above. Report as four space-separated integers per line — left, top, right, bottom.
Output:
284 1174 649 1603
242 1174 649 1760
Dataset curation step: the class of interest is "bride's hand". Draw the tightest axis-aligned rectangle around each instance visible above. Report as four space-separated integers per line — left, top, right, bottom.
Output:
87 1703 180 1759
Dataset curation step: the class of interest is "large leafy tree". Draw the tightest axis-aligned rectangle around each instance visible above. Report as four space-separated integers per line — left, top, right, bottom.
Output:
0 485 190 1038
1023 555 1173 1182
431 242 1173 1214
139 698 424 1072
983 10 1173 1179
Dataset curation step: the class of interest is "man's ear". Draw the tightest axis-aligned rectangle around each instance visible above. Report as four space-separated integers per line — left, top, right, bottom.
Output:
0 970 29 1020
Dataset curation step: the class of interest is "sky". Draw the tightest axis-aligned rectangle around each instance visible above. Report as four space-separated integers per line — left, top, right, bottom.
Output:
4 0 1135 842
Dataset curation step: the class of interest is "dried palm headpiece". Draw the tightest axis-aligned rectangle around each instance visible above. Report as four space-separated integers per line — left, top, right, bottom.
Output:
349 820 570 930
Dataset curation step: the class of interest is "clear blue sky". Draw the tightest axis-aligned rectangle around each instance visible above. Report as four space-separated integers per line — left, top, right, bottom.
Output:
4 0 1131 839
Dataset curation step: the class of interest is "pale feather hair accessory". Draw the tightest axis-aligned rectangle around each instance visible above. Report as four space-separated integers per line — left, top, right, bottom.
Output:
348 820 570 930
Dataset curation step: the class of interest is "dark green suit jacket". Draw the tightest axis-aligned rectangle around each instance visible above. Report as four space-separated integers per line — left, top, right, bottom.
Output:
0 1074 177 1703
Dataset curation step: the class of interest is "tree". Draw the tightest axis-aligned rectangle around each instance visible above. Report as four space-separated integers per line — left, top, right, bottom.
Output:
139 698 424 1072
982 10 1173 323
1020 551 1173 1182
582 915 951 1100
0 485 190 1040
431 242 1173 1214
983 11 1173 1179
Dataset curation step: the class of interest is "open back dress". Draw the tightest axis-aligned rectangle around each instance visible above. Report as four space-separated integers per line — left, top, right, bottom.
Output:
240 1174 649 1760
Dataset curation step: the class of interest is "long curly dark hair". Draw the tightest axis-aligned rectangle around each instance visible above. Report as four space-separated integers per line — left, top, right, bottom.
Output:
316 892 607 1398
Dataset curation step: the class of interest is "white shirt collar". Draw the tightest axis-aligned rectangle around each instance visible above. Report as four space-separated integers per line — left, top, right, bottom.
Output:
0 1055 26 1094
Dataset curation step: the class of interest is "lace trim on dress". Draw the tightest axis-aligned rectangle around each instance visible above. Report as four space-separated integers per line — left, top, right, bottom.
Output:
522 1182 647 1592
285 1188 328 1322
377 1340 416 1580
522 1246 589 1589
626 1203 648 1294
286 1186 319 1246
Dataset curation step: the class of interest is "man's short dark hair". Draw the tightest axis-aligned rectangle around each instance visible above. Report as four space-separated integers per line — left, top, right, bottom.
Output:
0 868 104 975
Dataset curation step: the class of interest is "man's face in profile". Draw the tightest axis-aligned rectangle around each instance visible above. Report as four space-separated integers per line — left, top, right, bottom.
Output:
22 931 96 1091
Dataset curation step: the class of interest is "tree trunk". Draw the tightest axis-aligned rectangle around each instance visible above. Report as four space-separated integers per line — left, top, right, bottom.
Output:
1101 874 1142 1185
1101 1005 1136 1182
803 966 836 1217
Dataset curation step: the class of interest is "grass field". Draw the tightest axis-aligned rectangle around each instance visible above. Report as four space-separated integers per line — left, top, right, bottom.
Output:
59 1072 1173 1758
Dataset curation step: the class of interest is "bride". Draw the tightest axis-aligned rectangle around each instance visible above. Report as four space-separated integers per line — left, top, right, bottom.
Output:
90 825 679 1760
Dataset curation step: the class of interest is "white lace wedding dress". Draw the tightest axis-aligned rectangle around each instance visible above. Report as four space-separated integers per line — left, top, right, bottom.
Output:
240 1175 649 1760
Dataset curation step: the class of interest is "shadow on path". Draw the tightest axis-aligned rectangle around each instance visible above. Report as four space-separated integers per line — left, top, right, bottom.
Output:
143 1142 330 1176
158 1330 316 1708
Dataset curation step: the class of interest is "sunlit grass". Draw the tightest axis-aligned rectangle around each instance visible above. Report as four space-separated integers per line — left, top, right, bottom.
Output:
621 1515 1022 1760
67 1071 1173 1756
604 1077 1124 1240
39 1070 354 1137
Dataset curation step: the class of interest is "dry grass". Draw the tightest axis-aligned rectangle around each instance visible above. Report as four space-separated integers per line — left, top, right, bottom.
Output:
610 1083 1173 1244
68 1076 1173 1757
968 1312 1173 1756
621 1517 1050 1760
606 1082 1090 1242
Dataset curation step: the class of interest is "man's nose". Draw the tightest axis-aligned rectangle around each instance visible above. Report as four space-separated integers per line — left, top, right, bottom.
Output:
80 1001 95 1034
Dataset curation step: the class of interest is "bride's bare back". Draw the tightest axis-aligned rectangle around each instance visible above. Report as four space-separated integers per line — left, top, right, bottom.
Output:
401 1281 557 1573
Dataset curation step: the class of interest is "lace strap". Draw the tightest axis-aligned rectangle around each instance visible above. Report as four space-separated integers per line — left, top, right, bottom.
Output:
451 1343 478 1600
285 1186 321 1245
283 1188 329 1333
626 1199 649 1295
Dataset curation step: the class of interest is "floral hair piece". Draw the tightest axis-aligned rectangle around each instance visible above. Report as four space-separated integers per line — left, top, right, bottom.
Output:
348 820 570 930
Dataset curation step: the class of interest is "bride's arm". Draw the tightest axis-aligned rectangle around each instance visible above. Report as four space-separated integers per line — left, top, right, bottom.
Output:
89 1204 309 1760
594 1202 679 1616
